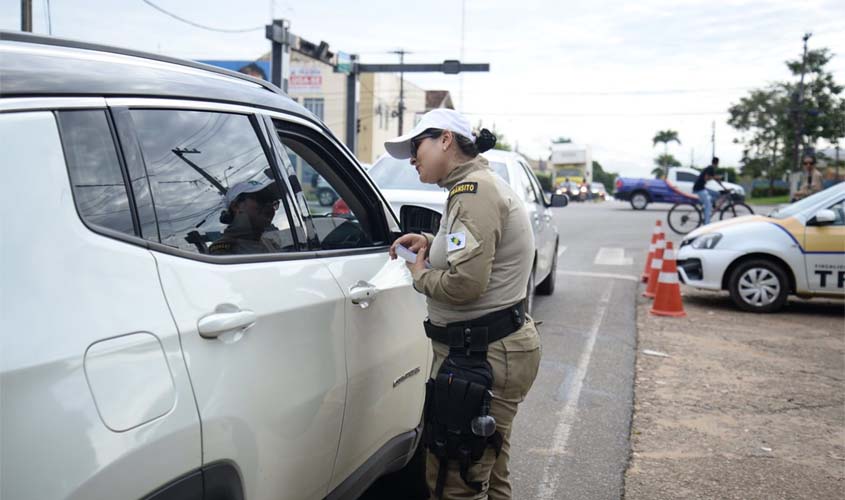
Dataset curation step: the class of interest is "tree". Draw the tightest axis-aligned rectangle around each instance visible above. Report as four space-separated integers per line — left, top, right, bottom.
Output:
552 136 572 144
591 160 618 192
652 154 681 178
652 130 681 178
729 44 844 195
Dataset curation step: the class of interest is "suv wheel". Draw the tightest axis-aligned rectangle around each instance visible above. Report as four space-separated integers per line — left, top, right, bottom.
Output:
317 188 337 206
536 244 557 295
728 259 789 313
630 192 649 210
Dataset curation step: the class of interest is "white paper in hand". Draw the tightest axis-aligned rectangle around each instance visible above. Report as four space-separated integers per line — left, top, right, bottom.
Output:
396 244 431 268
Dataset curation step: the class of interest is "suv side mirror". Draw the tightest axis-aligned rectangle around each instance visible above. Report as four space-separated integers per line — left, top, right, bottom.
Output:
550 193 569 208
400 205 442 234
809 209 836 226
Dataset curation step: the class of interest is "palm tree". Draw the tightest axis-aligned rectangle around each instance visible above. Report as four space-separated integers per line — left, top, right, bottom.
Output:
653 130 681 178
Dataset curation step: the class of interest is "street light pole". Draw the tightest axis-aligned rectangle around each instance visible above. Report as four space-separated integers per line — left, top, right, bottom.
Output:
792 32 812 172
20 0 32 32
391 49 408 135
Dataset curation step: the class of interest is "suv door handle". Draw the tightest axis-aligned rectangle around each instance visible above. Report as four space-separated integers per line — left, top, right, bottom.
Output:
198 306 257 339
349 280 378 308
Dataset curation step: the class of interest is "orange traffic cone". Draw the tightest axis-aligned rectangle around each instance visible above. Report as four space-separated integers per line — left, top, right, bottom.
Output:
643 234 665 298
651 242 686 317
641 220 664 283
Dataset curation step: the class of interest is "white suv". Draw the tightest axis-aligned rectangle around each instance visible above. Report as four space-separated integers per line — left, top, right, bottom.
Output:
0 32 429 500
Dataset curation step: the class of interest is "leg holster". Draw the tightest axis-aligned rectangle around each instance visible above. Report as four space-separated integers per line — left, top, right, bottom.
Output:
423 351 504 498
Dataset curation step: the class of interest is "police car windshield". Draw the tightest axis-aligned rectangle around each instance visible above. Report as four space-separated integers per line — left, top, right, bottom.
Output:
768 188 831 219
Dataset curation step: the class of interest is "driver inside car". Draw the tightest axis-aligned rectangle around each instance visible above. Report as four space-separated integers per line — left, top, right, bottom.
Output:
209 180 285 255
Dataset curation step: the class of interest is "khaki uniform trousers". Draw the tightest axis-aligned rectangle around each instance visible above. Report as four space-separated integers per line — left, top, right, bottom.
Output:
425 318 542 500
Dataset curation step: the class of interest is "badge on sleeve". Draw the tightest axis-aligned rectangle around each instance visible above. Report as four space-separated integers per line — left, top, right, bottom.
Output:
447 232 467 252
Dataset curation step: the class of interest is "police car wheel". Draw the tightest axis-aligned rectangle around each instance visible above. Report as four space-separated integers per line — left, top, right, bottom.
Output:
728 259 789 313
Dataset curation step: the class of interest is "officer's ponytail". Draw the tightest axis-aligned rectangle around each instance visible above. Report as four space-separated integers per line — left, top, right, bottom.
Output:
454 128 497 157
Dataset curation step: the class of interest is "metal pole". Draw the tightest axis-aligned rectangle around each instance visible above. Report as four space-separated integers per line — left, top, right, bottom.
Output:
267 19 290 92
21 0 32 32
836 144 841 181
345 55 359 153
711 121 716 159
459 0 466 111
792 33 812 172
395 50 406 135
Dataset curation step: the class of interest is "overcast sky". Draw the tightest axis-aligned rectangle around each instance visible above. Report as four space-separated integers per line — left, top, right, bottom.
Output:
3 0 843 177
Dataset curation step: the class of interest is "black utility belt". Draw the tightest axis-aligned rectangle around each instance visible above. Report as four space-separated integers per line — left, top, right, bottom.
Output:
423 301 525 353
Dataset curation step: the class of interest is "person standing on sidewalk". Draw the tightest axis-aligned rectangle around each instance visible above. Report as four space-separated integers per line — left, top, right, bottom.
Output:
793 154 824 201
386 109 542 500
693 157 722 225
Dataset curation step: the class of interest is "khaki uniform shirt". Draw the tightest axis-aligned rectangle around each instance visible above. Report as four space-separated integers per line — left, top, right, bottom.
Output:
411 156 534 326
796 168 824 198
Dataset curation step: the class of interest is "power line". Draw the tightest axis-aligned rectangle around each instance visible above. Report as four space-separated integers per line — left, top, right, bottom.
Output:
140 0 264 33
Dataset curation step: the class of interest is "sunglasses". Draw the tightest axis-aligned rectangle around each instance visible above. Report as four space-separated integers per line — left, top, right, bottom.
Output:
410 130 442 158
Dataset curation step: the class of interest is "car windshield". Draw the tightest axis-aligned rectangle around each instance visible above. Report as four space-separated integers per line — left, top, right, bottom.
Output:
488 161 509 182
370 157 510 189
368 157 443 191
768 188 833 219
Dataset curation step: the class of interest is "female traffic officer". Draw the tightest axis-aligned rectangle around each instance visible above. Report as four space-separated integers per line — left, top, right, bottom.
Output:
387 109 541 500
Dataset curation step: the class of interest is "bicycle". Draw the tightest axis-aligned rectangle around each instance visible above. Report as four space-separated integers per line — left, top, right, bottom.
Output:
667 184 754 235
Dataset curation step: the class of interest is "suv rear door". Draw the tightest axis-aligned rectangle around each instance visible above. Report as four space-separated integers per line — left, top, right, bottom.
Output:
1 105 201 500
111 101 348 500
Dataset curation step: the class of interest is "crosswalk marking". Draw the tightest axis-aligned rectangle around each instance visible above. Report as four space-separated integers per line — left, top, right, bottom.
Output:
593 247 633 266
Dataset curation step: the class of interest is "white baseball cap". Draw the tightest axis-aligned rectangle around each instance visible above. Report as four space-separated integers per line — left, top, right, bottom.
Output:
384 108 474 159
225 179 275 206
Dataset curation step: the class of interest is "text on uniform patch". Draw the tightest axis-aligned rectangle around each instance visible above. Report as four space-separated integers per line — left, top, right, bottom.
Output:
449 182 478 198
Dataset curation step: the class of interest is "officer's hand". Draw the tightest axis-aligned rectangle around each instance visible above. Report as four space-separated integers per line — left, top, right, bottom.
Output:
389 233 428 260
408 243 429 273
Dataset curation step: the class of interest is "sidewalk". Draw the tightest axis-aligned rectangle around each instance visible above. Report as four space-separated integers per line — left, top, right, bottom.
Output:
625 289 844 499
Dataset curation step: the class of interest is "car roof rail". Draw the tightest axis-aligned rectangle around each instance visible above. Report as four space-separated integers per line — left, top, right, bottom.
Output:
0 30 285 97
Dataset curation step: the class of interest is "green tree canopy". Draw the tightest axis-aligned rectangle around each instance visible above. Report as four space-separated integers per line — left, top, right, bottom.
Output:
591 160 619 192
729 44 844 194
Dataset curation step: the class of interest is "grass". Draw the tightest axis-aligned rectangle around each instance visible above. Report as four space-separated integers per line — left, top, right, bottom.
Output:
748 195 790 205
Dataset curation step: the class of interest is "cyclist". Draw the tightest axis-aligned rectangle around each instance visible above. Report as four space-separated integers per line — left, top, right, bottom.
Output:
693 157 722 225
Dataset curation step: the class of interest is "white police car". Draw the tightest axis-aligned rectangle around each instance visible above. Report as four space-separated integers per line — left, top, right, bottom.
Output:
677 183 845 312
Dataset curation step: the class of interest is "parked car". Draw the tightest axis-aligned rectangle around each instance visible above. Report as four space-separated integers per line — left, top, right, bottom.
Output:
590 182 608 201
677 183 845 312
367 149 568 314
0 32 430 500
616 167 746 210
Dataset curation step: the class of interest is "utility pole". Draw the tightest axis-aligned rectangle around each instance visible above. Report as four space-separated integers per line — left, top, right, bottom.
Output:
459 0 466 111
792 32 812 172
836 143 841 181
265 19 291 92
711 121 716 159
20 0 32 32
390 49 408 135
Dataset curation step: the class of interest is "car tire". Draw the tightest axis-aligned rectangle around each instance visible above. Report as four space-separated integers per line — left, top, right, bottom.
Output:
630 191 649 210
728 259 789 313
317 188 337 207
525 267 536 315
536 243 557 296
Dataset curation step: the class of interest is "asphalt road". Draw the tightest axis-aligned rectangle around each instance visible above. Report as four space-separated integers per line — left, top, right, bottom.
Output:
363 200 663 499
510 200 656 500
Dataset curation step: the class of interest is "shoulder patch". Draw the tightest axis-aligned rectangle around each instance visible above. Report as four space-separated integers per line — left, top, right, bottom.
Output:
449 181 478 198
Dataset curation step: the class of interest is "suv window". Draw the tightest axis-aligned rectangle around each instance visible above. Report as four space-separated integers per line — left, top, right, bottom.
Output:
676 171 698 183
274 121 387 250
130 109 296 255
57 110 135 235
